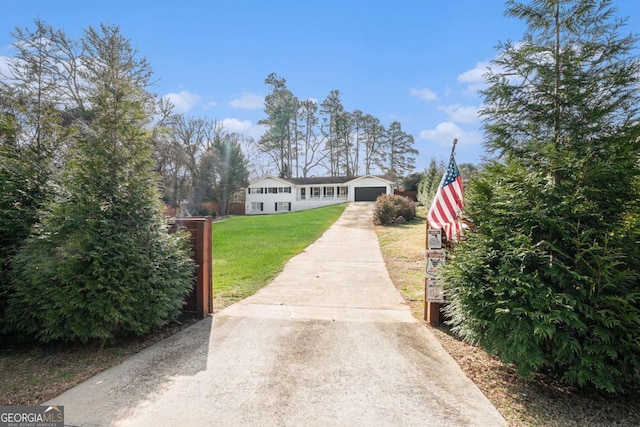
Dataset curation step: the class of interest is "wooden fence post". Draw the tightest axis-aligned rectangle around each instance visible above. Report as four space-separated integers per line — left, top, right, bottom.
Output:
170 217 213 318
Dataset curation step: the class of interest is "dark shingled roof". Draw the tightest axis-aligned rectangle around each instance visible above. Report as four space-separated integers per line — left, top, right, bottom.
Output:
286 176 353 185
283 175 396 186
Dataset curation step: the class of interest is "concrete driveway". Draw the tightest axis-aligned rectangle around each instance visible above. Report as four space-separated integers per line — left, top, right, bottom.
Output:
47 202 506 426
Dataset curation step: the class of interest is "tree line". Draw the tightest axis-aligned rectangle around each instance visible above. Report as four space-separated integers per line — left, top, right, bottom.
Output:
152 112 249 216
257 73 418 179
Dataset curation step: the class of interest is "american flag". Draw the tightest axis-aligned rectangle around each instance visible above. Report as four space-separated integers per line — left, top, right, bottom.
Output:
427 154 464 241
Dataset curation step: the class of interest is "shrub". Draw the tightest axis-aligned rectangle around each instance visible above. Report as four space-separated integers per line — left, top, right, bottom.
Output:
6 220 194 344
373 194 416 225
193 204 213 217
442 162 640 393
391 195 416 221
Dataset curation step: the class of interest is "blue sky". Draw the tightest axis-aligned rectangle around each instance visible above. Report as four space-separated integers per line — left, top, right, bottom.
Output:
2 1 640 170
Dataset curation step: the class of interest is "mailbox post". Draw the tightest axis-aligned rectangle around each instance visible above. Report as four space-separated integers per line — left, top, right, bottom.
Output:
425 226 445 325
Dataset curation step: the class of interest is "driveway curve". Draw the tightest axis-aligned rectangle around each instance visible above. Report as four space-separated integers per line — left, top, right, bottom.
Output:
47 202 506 426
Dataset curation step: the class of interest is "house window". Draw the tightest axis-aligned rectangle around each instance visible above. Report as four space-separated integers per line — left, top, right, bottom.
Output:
278 187 291 193
250 202 263 212
300 188 306 199
325 186 334 197
312 187 321 198
339 186 348 198
275 202 291 212
268 187 278 194
248 187 264 194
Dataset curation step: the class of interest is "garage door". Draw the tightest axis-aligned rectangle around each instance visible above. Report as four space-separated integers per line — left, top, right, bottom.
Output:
354 186 387 201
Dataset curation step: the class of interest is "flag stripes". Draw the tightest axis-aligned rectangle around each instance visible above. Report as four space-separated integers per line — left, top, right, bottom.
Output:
427 154 464 241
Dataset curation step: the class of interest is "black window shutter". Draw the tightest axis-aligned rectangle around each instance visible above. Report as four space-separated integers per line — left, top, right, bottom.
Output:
288 202 291 211
260 202 263 211
275 202 278 212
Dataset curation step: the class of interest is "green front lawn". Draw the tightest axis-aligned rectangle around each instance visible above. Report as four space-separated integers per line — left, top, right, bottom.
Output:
212 204 347 308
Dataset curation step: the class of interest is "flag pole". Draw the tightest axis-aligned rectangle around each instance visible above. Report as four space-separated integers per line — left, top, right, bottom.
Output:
425 137 460 325
451 138 460 242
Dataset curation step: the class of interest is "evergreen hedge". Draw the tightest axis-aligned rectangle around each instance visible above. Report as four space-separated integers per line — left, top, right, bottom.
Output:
443 161 640 393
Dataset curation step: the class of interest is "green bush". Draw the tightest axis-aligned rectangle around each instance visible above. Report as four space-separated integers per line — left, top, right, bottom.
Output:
0 107 60 342
373 194 416 225
391 195 416 222
192 204 214 217
5 200 195 344
442 162 640 393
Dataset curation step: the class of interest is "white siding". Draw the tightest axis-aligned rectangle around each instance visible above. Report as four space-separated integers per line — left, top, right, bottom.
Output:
246 177 295 215
245 175 396 214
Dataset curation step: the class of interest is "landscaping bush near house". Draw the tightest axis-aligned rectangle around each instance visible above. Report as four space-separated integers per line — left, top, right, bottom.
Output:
373 194 416 225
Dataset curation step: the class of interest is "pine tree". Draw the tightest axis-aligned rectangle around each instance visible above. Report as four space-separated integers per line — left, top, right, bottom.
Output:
258 73 298 178
361 114 385 175
320 89 345 177
443 0 640 393
208 128 250 216
380 121 418 178
0 22 73 338
417 158 445 206
5 24 193 344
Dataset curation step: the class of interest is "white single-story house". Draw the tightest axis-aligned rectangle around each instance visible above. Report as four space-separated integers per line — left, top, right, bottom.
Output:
245 175 396 214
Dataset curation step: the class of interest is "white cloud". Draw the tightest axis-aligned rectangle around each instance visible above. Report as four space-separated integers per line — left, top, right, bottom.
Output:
458 61 490 84
0 56 13 80
203 101 219 110
458 61 491 96
220 118 266 140
163 90 201 113
409 87 438 101
228 93 264 110
438 104 480 124
419 122 482 147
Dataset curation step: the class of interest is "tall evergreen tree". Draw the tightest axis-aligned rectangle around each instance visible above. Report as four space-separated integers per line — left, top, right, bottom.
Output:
5 24 193 343
320 89 344 177
380 121 418 178
208 128 250 216
349 109 364 176
0 21 75 337
417 158 445 206
443 0 640 392
258 73 298 178
361 114 385 175
335 110 353 176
